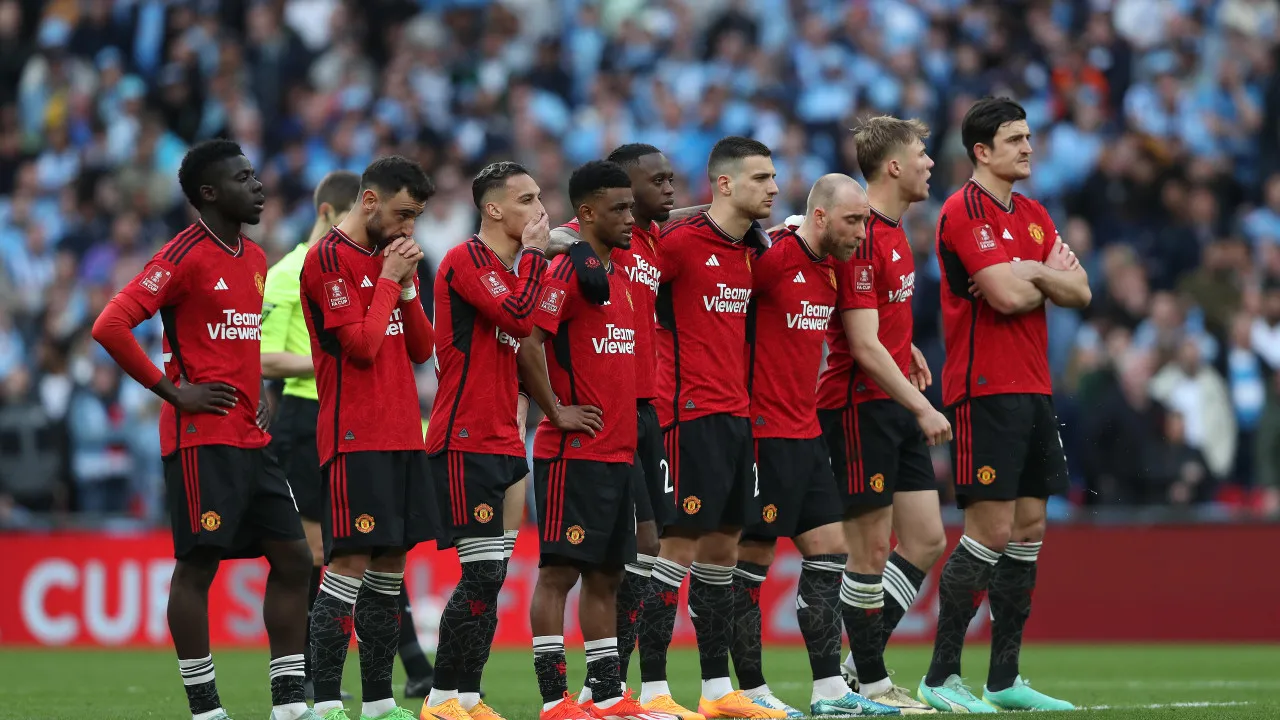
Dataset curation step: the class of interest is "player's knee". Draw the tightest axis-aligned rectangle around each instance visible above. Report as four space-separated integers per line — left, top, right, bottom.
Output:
328 549 372 578
737 536 776 566
369 548 408 573
583 568 624 595
1013 516 1046 544
636 521 661 558
902 526 948 567
659 532 697 566
266 539 313 583
695 529 740 567
536 560 582 594
173 549 221 590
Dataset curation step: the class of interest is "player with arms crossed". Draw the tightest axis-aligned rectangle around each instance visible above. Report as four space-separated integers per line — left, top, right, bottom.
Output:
733 175 899 717
518 161 659 720
811 117 949 714
546 144 678 701
423 162 551 720
918 97 1089 713
639 137 783 720
300 156 439 720
92 139 316 720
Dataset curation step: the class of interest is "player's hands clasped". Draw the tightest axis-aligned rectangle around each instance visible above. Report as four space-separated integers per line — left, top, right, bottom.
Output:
1044 239 1079 272
552 403 604 438
174 382 238 416
522 211 551 252
916 406 952 446
381 237 423 285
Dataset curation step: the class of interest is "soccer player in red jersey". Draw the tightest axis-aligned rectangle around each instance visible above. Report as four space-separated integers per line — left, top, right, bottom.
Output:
518 160 653 720
91 139 315 720
811 117 948 714
639 137 783 720
547 144 677 703
917 97 1089 713
731 174 901 718
299 156 440 720
423 161 551 720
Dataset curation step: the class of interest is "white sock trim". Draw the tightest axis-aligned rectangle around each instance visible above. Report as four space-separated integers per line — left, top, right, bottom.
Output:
460 691 481 709
314 700 345 715
959 535 1001 565
179 655 215 686
585 637 618 662
812 675 849 702
640 680 671 703
270 701 310 720
363 698 397 718
320 571 362 603
690 562 734 586
882 561 916 609
626 553 657 577
427 688 459 705
1004 540 1042 563
533 635 565 655
504 530 519 560
839 573 884 609
652 558 689 588
457 536 506 563
268 653 306 679
362 570 404 596
702 676 734 701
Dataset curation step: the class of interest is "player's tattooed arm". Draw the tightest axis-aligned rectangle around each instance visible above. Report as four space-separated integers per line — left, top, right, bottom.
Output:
546 226 580 260
516 326 603 437
662 204 710 225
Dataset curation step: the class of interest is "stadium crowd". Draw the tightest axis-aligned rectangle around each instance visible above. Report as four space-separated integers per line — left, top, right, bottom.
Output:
2 0 1279 526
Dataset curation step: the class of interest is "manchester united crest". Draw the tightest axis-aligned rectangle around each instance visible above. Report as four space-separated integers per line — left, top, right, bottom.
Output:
682 496 702 515
1028 223 1044 244
254 272 265 295
474 503 494 523
869 473 885 493
762 504 778 523
565 525 586 545
977 466 997 485
355 514 376 533
200 511 221 531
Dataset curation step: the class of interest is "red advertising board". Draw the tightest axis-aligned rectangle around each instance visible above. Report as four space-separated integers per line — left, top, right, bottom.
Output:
1 525 1277 647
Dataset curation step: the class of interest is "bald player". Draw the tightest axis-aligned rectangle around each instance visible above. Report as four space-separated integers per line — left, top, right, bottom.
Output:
730 176 897 718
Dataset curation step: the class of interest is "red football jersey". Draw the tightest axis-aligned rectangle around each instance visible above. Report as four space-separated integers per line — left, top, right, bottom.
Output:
300 229 429 463
817 209 916 408
937 180 1057 406
654 213 753 427
531 255 638 462
747 228 836 439
117 221 270 456
426 237 549 456
558 219 661 401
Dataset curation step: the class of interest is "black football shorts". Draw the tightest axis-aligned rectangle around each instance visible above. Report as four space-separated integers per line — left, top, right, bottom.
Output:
266 395 323 522
742 436 842 541
664 413 757 532
820 400 937 513
634 401 674 529
534 458 637 569
163 444 304 560
946 393 1069 508
430 450 528 548
324 450 443 559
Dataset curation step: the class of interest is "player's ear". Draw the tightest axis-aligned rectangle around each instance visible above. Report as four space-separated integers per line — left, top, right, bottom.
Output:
578 202 594 224
361 188 379 213
716 173 732 197
484 202 501 222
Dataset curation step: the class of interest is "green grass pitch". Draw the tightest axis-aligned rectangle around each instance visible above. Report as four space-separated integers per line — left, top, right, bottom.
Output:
0 645 1276 719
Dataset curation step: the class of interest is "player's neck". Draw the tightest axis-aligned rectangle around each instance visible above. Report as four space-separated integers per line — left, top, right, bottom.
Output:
305 217 331 247
580 231 612 268
706 201 752 241
198 214 242 251
866 182 908 223
477 225 521 268
793 223 827 259
971 169 1014 207
335 216 374 250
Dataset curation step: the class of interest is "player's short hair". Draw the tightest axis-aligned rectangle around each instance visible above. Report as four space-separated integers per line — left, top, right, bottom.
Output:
707 136 772 182
607 143 663 169
313 170 361 214
472 161 531 209
360 156 434 204
806 174 865 216
852 116 931 181
177 138 245 209
961 96 1027 165
568 160 632 209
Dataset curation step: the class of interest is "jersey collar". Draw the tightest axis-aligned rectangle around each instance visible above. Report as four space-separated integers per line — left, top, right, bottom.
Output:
968 178 1015 214
702 211 746 245
332 227 376 256
197 219 244 257
869 207 901 228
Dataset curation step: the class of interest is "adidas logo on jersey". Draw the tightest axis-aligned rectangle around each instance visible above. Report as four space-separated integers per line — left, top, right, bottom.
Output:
891 249 902 262
1002 228 1014 241
214 278 228 291
458 429 469 439
360 276 373 288
705 255 720 267
571 438 582 448
344 430 355 441
793 271 806 283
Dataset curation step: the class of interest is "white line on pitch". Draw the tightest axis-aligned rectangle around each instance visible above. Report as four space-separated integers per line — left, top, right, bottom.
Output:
1087 701 1253 710
1048 680 1280 690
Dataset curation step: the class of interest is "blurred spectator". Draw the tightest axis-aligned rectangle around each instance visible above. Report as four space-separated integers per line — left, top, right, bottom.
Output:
1149 337 1237 482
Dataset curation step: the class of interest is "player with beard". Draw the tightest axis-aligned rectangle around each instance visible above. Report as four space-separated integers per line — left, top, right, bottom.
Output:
639 137 784 720
300 156 440 720
918 97 1088 712
92 139 316 720
423 162 551 720
731 175 900 718
547 144 677 704
809 117 949 714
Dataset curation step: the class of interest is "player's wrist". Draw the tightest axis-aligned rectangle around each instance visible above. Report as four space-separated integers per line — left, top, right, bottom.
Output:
400 283 418 301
